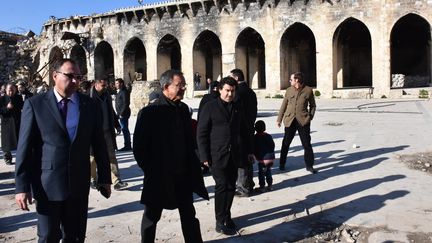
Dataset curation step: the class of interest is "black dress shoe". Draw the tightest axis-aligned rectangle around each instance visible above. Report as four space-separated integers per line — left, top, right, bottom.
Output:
225 218 237 230
234 190 250 197
215 223 236 235
306 166 318 174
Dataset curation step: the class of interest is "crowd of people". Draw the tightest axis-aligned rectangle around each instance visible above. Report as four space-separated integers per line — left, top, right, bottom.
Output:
5 58 317 242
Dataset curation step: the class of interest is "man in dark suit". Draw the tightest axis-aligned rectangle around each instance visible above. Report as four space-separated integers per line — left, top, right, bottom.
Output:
230 69 258 197
15 58 111 243
197 77 253 235
133 70 208 243
114 78 132 151
277 72 317 173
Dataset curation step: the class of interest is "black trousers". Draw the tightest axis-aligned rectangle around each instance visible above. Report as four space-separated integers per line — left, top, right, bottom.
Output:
236 164 255 193
35 197 88 243
211 160 237 225
280 119 314 168
141 188 203 243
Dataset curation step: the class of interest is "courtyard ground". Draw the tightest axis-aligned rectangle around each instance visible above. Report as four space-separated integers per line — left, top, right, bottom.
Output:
1 98 431 242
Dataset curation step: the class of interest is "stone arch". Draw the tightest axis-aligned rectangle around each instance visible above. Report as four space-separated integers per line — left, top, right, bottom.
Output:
390 13 431 88
48 46 64 86
124 37 147 82
235 27 266 89
193 30 222 89
280 23 316 89
70 45 87 77
94 41 115 82
157 34 181 78
333 18 372 88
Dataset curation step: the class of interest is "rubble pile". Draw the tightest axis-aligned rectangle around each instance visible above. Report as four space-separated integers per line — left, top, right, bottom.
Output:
0 31 39 83
398 152 432 174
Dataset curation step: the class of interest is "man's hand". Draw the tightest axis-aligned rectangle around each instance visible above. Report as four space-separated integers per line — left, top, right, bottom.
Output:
115 126 121 135
248 154 255 164
203 161 210 167
276 121 281 128
15 192 32 211
7 102 13 110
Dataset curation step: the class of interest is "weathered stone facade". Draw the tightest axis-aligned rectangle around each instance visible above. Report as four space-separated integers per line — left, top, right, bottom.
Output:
34 0 432 100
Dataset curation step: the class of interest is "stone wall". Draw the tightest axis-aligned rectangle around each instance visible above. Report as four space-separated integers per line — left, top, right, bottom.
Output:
32 0 432 99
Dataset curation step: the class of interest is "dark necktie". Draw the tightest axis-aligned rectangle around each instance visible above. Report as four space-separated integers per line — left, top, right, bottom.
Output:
59 98 69 123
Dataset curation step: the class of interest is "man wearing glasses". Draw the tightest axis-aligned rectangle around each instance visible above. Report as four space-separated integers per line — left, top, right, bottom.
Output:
277 72 317 173
133 69 208 242
15 58 111 242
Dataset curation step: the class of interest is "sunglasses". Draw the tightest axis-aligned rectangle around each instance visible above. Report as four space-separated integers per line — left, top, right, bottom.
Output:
56 71 84 81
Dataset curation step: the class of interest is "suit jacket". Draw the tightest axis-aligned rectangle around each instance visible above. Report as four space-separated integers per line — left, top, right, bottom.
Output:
115 88 131 119
133 95 208 209
235 82 258 129
0 94 24 151
277 85 316 127
15 90 111 201
197 98 252 169
89 87 119 149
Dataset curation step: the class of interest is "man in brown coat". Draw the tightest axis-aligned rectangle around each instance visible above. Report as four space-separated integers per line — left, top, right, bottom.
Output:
276 72 317 173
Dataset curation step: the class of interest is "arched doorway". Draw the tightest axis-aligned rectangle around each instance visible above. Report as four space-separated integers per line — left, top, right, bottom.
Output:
391 14 431 88
124 37 147 82
235 27 266 89
157 34 181 78
94 41 114 82
193 30 222 89
333 18 372 88
48 46 64 86
70 45 87 77
280 23 316 89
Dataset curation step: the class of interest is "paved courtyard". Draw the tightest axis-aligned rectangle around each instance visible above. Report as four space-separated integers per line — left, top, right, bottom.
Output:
1 98 432 242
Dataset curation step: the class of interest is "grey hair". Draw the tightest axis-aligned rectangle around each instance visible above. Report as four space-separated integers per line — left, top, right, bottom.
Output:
159 69 184 88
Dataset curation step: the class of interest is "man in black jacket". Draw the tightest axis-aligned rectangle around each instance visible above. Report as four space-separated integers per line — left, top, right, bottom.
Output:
90 79 128 191
115 78 132 151
134 70 208 243
0 83 24 165
230 69 258 197
197 77 253 235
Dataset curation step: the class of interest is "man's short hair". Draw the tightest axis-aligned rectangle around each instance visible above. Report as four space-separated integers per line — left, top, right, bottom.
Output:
293 72 304 84
51 58 76 72
160 70 184 88
230 68 245 81
218 76 238 89
94 79 106 84
115 78 125 85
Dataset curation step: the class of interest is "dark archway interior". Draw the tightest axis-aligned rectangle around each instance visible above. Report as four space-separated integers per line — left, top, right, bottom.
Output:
157 35 181 77
193 31 222 89
70 45 87 76
391 14 431 88
124 38 147 82
333 18 372 88
235 28 266 89
280 23 317 89
94 41 114 82
48 47 64 86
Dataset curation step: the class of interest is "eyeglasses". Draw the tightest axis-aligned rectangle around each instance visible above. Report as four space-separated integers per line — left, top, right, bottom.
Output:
170 83 187 90
56 71 84 81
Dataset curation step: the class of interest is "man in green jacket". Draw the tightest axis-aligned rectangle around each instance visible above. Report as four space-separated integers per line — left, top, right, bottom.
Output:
276 72 317 173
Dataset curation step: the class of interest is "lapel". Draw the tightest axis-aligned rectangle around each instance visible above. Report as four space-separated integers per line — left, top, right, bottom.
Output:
45 90 68 135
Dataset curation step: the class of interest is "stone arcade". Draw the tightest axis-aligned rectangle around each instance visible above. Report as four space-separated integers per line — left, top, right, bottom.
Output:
34 0 431 104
